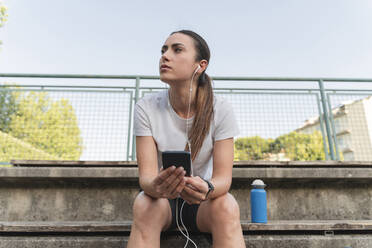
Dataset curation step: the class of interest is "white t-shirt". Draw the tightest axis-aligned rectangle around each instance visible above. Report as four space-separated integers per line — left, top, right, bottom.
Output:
134 90 239 180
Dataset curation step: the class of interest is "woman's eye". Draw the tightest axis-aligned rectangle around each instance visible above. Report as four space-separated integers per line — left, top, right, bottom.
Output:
175 48 182 52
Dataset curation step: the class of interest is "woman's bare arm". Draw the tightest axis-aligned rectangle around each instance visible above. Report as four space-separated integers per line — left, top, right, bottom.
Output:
180 137 234 203
136 136 186 199
208 137 234 199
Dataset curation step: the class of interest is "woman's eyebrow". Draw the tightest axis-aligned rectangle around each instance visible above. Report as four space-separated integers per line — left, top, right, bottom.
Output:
171 43 185 48
161 43 185 51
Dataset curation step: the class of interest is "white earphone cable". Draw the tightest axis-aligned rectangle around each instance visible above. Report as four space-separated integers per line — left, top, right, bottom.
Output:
186 65 199 165
176 198 198 248
175 65 200 248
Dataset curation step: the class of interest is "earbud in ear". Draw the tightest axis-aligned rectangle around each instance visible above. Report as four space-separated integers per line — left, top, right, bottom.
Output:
194 65 201 74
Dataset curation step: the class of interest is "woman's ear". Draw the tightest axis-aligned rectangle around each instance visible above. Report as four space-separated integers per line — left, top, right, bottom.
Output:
199 60 208 73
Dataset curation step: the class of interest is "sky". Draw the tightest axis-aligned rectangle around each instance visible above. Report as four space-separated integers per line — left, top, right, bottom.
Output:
1 0 372 161
1 0 372 79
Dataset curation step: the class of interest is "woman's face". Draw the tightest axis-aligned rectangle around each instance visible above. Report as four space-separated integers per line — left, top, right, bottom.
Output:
159 33 199 84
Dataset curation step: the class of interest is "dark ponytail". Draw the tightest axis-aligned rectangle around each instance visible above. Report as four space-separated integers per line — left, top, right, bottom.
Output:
171 30 214 161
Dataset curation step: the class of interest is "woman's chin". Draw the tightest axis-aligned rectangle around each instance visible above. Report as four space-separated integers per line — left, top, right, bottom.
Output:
160 74 173 84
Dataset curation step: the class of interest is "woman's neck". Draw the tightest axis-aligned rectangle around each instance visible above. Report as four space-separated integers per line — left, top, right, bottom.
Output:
169 84 197 119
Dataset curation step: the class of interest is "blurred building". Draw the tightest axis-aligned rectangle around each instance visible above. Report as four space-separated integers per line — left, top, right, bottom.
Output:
296 96 372 161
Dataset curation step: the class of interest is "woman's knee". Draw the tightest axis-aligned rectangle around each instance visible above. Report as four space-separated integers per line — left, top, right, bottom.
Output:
209 193 240 224
132 192 171 226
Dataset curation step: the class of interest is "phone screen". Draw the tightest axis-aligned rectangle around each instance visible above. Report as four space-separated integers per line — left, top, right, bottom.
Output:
162 151 191 177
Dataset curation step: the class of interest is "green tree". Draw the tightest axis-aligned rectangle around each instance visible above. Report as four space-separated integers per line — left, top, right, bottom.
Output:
0 1 8 48
271 131 326 161
0 85 19 133
234 136 274 160
7 91 83 160
234 131 327 161
0 130 62 162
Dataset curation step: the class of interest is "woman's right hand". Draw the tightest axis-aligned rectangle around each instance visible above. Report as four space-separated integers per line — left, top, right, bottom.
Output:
152 166 186 199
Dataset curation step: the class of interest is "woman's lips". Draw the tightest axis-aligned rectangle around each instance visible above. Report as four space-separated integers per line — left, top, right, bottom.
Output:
160 65 171 72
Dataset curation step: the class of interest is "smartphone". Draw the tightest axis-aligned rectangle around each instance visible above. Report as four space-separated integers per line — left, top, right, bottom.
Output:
162 151 191 177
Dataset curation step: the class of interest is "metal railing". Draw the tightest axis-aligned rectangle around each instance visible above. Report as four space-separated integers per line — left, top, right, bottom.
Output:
1 73 372 164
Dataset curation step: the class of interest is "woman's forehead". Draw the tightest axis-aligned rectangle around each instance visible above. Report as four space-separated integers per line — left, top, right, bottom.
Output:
163 33 194 47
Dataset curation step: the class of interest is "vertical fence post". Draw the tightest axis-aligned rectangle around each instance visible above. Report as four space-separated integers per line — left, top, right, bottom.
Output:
131 77 140 161
326 94 341 160
316 94 330 160
318 80 336 160
126 90 134 161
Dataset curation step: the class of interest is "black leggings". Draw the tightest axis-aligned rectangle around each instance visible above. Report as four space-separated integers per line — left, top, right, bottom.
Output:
138 190 201 232
167 197 201 232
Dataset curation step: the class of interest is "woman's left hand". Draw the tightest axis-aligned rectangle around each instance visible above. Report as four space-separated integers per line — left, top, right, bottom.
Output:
180 176 209 204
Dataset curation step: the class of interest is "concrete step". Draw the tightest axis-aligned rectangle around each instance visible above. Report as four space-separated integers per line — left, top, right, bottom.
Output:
1 220 372 248
1 163 372 222
2 161 372 247
1 235 372 248
1 220 372 232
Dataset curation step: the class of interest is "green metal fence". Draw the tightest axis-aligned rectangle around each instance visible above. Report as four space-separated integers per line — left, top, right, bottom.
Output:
1 73 372 164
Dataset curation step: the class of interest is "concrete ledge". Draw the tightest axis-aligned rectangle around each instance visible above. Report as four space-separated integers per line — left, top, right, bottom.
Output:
1 221 372 248
0 167 139 180
1 220 372 233
11 160 372 167
1 235 372 248
241 220 372 231
232 167 372 181
4 161 372 184
1 235 371 248
2 161 372 222
2 161 372 248
11 160 137 167
1 166 372 182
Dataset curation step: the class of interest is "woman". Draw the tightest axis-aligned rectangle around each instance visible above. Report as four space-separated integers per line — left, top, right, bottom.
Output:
127 30 245 248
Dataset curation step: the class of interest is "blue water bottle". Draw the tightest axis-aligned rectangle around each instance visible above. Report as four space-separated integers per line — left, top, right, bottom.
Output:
250 179 267 223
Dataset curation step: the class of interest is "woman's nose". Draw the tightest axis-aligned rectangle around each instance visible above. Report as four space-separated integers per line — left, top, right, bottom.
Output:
161 51 170 61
